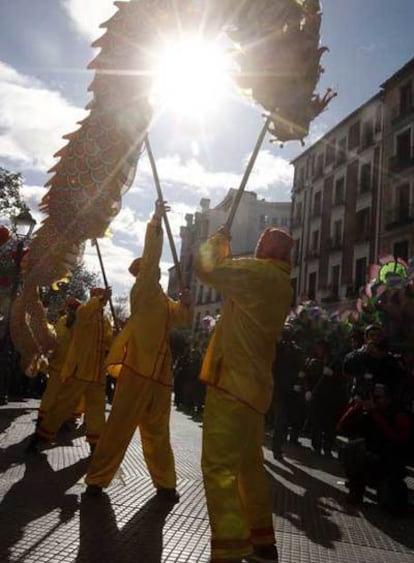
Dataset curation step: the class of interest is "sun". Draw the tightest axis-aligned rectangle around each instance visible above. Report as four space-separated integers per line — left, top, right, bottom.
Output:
151 34 233 118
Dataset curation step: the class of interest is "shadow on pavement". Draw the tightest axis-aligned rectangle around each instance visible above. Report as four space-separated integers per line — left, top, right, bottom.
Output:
0 452 88 562
266 456 414 552
76 494 175 563
0 407 31 435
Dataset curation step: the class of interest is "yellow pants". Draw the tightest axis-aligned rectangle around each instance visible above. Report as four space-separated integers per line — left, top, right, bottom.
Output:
38 368 62 419
38 369 85 421
202 387 275 562
86 367 176 489
38 377 106 445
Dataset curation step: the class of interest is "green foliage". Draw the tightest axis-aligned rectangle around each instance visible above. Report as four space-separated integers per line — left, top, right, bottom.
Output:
0 167 29 221
41 263 100 322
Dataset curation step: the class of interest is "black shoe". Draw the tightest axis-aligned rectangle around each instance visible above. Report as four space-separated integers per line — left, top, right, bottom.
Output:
84 484 103 497
250 544 279 562
25 434 44 454
346 491 363 506
272 450 284 461
156 487 180 503
89 443 96 455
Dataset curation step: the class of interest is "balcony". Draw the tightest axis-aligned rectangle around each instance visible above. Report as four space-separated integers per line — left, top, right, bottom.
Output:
358 181 372 194
359 134 374 152
391 104 414 126
306 248 319 260
385 204 414 231
389 151 414 172
354 227 371 243
327 237 343 251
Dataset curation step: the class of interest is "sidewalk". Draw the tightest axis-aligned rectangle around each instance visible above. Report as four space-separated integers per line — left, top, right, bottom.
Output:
0 399 413 563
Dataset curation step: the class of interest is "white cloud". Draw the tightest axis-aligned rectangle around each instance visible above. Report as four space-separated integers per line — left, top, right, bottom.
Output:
63 0 117 41
0 61 86 172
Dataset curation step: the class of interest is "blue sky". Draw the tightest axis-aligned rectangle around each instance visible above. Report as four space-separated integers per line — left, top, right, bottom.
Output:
0 0 413 296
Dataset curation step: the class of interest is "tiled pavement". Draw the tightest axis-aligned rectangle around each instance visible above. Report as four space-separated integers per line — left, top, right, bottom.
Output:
0 400 413 563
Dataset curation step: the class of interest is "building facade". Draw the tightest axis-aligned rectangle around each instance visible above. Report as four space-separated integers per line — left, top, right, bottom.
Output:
291 57 414 307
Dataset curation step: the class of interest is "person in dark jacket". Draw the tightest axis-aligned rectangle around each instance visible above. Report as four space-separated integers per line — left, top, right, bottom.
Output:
337 382 411 514
271 326 306 459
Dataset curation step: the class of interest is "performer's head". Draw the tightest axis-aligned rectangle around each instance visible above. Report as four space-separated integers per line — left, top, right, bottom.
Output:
128 257 142 277
255 228 294 264
128 257 161 280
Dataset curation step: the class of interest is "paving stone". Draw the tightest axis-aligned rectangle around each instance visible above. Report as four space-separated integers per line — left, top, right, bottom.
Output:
0 400 413 562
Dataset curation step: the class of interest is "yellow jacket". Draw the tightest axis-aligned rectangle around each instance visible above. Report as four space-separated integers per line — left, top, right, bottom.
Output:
195 232 292 414
107 220 191 385
48 315 74 375
61 297 113 384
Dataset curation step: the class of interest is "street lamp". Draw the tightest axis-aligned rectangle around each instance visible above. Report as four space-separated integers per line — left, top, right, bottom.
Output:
13 209 37 240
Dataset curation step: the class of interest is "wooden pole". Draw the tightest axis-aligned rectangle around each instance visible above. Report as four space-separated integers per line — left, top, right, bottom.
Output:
92 238 119 332
144 136 185 291
225 115 271 230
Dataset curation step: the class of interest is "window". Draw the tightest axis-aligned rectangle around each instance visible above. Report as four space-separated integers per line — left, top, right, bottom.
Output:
355 257 367 291
280 217 289 227
308 272 317 300
295 201 303 222
337 137 347 164
393 240 409 261
360 162 371 193
400 82 413 115
396 130 411 162
311 229 319 251
325 138 336 165
313 191 322 216
355 208 370 239
348 121 360 150
271 217 278 226
334 177 345 204
259 215 267 229
396 183 410 221
314 154 324 177
361 120 374 147
332 219 342 246
331 265 340 297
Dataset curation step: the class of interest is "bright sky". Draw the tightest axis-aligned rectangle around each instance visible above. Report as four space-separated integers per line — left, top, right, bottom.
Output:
0 0 413 298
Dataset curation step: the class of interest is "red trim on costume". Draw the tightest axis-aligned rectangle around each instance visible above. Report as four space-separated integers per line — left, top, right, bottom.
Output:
37 427 55 440
250 526 275 538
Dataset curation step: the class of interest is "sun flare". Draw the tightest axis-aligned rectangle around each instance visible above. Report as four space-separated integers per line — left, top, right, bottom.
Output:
151 35 233 117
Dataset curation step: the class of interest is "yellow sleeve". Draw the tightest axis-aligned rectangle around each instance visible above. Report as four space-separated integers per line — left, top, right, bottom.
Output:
129 220 163 313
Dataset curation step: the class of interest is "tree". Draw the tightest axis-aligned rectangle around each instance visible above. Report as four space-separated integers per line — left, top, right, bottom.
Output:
0 167 29 221
112 294 130 324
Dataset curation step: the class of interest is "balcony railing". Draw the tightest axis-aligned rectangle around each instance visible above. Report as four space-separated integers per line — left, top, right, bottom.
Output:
385 204 414 230
389 151 414 172
335 153 347 167
311 207 322 219
307 249 319 260
359 134 375 151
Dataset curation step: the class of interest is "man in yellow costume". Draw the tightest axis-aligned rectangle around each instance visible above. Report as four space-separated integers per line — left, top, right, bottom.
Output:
85 200 191 500
195 226 293 563
26 287 113 453
36 296 81 427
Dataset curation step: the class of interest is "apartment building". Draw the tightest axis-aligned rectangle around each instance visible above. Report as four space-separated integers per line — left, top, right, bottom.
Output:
380 58 414 260
291 57 414 307
176 188 291 332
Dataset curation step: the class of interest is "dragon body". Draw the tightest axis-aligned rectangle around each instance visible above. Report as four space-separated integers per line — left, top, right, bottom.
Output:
12 0 333 372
